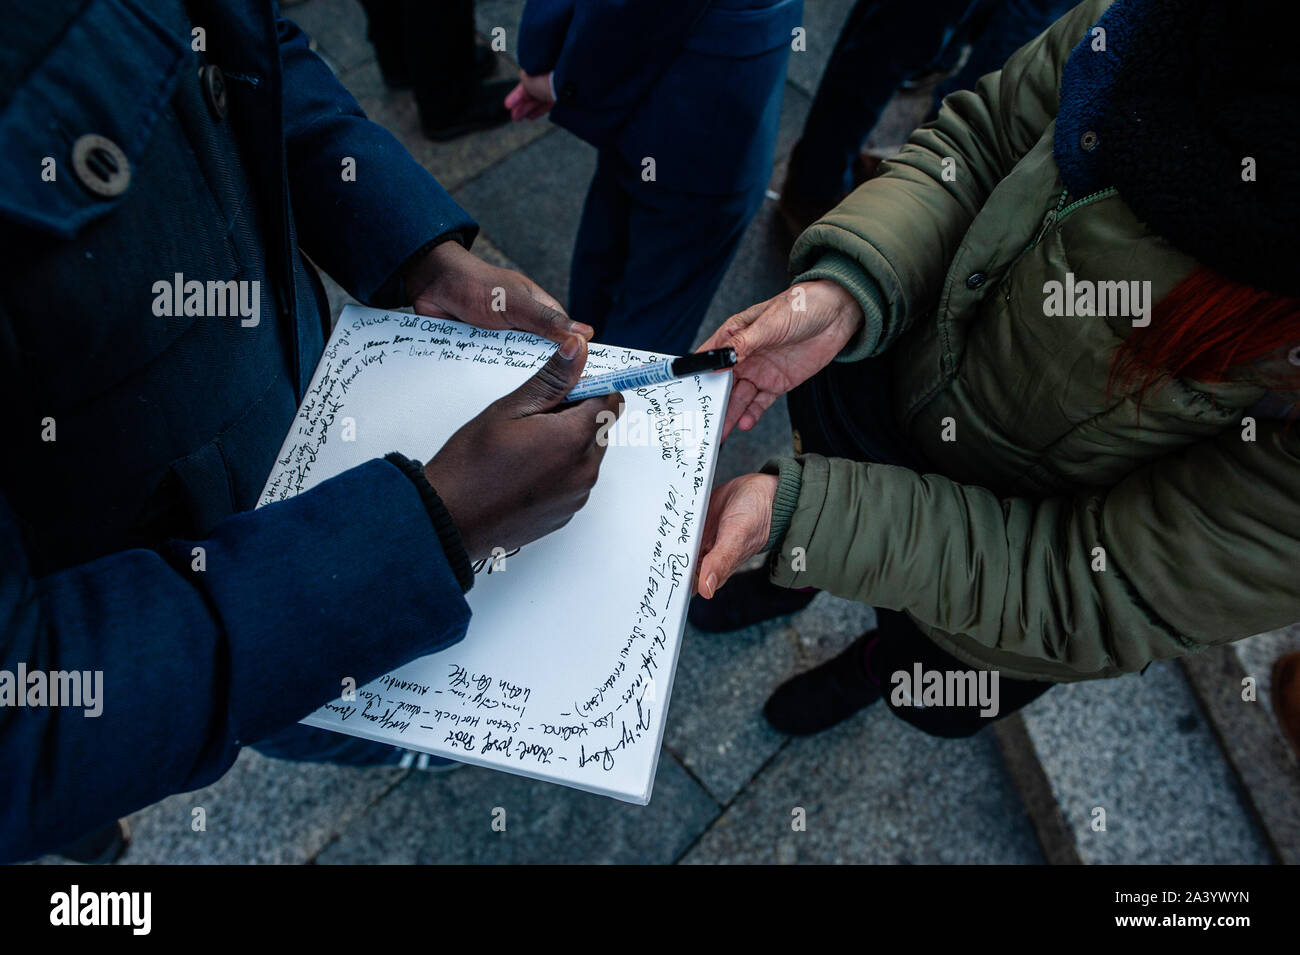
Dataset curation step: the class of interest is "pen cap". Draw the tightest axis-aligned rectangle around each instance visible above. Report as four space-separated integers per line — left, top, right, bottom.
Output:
671 348 738 377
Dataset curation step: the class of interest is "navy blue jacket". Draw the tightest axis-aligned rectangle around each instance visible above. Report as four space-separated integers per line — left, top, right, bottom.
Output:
519 0 803 195
0 0 477 861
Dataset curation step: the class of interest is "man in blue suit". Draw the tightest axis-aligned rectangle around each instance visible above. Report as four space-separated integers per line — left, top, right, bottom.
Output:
509 0 804 356
0 0 619 862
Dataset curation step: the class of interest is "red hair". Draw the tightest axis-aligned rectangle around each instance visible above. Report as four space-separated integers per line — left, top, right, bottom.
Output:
1110 266 1300 400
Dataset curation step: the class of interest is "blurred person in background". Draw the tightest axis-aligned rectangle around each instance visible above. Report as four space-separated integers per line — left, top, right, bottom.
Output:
358 0 516 140
507 0 803 356
778 0 1074 238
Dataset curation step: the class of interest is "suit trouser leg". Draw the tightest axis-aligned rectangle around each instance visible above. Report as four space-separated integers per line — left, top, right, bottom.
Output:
358 0 409 86
568 153 631 339
399 0 477 126
569 151 766 356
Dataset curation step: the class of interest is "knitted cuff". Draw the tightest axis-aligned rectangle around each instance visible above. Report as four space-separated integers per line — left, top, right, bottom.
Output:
384 452 475 593
759 456 805 553
792 250 889 362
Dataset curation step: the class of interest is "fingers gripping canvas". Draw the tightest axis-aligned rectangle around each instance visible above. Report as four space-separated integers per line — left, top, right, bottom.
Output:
258 306 730 803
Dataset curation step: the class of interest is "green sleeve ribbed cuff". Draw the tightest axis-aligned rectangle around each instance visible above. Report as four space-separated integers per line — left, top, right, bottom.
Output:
760 456 804 552
791 250 888 362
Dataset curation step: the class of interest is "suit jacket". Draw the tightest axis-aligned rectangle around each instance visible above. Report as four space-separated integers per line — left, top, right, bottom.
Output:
0 0 477 861
519 0 804 194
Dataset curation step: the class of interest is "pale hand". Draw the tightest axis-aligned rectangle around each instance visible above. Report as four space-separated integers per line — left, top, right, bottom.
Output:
697 280 864 440
505 70 555 121
696 473 779 598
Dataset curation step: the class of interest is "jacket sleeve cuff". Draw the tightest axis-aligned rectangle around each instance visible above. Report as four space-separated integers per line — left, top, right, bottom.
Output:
760 456 804 553
792 251 888 362
766 454 833 588
373 234 470 311
384 452 475 593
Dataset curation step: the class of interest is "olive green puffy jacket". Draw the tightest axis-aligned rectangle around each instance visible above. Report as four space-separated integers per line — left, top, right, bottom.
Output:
765 0 1300 681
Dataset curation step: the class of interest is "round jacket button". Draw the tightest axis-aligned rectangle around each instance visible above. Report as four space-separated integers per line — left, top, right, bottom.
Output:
1287 344 1300 367
560 82 577 103
201 64 228 119
965 272 987 290
71 134 131 199
1080 130 1099 152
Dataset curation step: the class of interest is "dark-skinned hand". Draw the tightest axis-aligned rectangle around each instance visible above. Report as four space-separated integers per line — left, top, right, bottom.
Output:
423 335 623 560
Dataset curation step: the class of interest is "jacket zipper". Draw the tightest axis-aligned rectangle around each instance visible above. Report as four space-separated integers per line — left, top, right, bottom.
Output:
1001 185 1121 303
1025 185 1119 253
1056 185 1119 224
1026 188 1070 251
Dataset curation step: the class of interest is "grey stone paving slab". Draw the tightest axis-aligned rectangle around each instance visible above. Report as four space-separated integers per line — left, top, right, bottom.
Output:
1020 662 1274 864
316 752 719 863
1232 624 1300 739
338 58 554 194
1182 644 1300 865
786 0 857 98
290 0 375 75
682 701 1045 864
475 0 528 47
452 129 597 305
794 591 878 651
112 750 405 865
666 595 875 805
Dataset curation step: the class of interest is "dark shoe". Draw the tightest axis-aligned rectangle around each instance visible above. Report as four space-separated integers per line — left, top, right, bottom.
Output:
473 37 496 80
764 633 882 735
57 819 130 864
1272 651 1300 760
373 34 491 89
421 79 514 141
688 567 818 633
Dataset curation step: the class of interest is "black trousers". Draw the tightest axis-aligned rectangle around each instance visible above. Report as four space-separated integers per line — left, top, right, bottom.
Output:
359 0 477 124
787 357 1053 737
